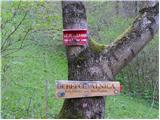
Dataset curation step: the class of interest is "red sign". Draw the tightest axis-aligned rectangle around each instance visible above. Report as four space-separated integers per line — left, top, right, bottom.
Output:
63 29 88 46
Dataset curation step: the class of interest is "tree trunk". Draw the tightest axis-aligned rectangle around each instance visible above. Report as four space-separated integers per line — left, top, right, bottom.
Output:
58 1 159 119
115 1 119 15
58 1 107 118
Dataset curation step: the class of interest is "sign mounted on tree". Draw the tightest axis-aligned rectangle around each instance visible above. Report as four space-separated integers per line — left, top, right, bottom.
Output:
56 80 122 99
63 29 88 46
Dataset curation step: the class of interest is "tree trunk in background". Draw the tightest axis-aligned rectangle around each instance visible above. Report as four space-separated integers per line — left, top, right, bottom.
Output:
134 1 138 15
58 1 159 119
122 1 138 18
115 1 119 15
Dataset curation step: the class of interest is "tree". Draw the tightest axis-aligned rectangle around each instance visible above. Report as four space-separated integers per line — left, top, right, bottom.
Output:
58 1 159 119
1 1 62 58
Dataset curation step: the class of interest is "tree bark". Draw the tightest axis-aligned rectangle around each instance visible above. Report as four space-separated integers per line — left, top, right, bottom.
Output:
58 1 159 119
102 3 158 76
58 1 106 118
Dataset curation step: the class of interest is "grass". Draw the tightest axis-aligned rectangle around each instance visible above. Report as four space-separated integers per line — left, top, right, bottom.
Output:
1 40 159 118
1 41 67 118
106 94 159 119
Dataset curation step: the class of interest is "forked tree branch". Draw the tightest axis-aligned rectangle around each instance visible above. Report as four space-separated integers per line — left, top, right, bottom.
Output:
99 3 159 76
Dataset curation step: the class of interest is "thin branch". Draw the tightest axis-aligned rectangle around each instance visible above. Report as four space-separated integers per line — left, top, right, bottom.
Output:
45 80 49 119
2 44 30 58
1 28 31 54
1 11 28 50
1 0 21 30
19 28 32 48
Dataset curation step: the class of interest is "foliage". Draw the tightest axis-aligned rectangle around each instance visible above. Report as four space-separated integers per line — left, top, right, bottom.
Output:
1 1 63 58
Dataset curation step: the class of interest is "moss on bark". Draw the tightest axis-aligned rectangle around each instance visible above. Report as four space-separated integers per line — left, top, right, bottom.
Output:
89 39 106 53
58 109 83 119
76 55 87 64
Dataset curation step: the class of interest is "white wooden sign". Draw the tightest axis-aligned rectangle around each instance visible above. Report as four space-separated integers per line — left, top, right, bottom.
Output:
56 80 122 99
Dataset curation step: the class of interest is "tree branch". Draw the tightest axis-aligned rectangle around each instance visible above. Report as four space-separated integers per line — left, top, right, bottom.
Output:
1 11 28 50
1 27 31 53
98 3 158 76
1 0 21 30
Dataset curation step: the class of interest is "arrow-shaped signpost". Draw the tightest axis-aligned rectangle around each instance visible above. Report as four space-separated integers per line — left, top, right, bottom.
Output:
56 80 122 99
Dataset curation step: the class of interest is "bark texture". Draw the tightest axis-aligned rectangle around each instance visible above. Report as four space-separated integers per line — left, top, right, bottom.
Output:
58 1 106 118
58 1 159 119
103 3 159 76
